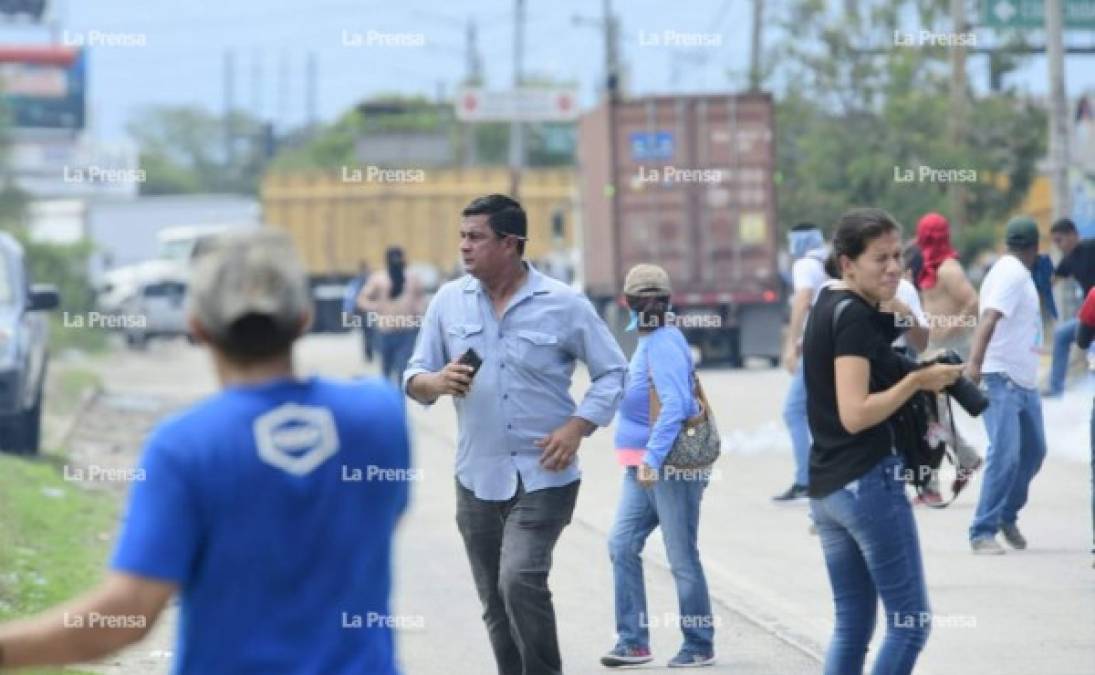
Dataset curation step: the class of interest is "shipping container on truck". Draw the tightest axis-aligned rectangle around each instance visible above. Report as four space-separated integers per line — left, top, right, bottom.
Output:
577 92 782 365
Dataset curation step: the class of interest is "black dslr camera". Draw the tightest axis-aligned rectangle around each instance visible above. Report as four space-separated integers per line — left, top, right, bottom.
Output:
918 349 989 417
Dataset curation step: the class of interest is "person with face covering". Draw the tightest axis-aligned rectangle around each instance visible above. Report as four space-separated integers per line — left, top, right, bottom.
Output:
911 215 984 504
916 213 979 359
600 264 715 670
803 208 963 675
358 246 424 384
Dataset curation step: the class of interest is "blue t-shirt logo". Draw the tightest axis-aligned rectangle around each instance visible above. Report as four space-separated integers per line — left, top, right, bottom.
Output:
254 403 340 476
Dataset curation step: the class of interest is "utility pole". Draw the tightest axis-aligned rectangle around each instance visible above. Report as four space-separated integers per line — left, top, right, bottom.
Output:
749 0 764 91
573 2 620 97
223 50 236 166
603 0 622 298
1046 0 1071 220
306 51 317 134
604 0 620 97
508 0 526 197
463 19 483 167
250 48 265 120
277 48 289 135
948 0 969 235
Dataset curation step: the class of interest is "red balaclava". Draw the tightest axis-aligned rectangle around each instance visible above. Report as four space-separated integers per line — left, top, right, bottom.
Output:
916 212 958 290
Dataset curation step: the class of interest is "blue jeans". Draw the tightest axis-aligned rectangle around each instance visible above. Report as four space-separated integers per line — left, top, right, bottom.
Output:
608 466 713 656
970 373 1047 540
784 364 811 487
1048 318 1078 394
810 455 930 675
378 329 419 386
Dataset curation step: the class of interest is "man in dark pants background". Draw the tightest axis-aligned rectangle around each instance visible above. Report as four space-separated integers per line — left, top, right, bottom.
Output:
1046 218 1095 396
404 194 626 675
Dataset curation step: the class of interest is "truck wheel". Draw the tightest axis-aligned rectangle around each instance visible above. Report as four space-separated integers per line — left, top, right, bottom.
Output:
17 390 43 455
126 331 148 350
1 390 43 456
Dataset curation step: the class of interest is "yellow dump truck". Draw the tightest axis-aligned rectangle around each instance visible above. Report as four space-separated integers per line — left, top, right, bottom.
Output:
261 168 577 277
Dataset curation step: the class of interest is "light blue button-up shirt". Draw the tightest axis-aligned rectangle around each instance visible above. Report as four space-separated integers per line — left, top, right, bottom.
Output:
403 264 627 500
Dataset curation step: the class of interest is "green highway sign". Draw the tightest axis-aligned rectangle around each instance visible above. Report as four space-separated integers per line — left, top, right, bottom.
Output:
982 0 1095 28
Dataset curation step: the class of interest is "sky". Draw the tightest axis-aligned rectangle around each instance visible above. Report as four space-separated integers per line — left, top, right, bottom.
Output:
0 0 1092 143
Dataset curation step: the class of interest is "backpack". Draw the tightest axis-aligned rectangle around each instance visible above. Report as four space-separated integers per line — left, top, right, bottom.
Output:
831 297 949 493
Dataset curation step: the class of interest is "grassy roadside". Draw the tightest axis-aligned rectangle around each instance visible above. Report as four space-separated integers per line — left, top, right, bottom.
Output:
48 316 110 356
47 369 102 420
0 365 115 674
0 454 117 674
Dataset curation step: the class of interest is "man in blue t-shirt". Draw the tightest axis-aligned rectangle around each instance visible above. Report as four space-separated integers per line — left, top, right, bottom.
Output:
0 231 410 674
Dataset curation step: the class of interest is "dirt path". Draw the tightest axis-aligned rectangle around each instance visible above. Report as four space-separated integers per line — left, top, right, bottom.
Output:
48 340 210 675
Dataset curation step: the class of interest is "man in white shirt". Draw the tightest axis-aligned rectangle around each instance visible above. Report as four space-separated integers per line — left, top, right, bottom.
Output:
965 216 1047 555
774 223 830 501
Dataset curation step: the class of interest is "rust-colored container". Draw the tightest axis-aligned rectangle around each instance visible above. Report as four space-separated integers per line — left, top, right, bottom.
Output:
577 93 782 364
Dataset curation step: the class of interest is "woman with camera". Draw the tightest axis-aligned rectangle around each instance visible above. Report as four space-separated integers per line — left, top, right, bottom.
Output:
600 264 716 670
803 208 964 675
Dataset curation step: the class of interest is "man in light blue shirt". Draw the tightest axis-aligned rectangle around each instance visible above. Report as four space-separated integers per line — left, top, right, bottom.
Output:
404 194 626 675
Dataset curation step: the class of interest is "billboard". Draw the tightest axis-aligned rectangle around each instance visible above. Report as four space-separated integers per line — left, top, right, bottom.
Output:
0 45 85 130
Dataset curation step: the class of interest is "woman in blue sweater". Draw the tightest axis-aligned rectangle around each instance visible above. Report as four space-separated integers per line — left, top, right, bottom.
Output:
601 264 716 670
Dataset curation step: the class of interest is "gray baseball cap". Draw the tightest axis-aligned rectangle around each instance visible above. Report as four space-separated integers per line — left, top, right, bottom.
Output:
188 230 312 342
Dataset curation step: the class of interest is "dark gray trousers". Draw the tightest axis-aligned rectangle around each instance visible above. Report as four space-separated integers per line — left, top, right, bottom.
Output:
456 477 580 675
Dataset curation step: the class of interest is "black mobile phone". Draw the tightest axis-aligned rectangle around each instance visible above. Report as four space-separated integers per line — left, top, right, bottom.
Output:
457 347 483 378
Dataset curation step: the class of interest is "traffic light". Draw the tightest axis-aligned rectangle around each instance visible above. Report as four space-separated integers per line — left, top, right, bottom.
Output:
0 0 47 21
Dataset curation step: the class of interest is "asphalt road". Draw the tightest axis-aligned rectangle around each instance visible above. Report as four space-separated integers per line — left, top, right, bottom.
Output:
54 333 1094 674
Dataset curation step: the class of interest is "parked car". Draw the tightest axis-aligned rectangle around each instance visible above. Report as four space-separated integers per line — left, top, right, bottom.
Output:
0 232 60 455
106 260 188 349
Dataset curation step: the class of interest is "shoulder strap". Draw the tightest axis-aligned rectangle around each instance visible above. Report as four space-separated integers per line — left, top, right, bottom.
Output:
646 335 705 427
831 296 854 338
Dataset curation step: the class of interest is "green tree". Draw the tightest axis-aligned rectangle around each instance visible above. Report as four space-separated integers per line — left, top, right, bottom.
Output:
270 91 577 172
772 0 1046 260
127 105 267 195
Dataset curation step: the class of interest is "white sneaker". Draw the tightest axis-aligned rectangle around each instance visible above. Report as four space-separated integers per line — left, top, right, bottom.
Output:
971 536 1006 555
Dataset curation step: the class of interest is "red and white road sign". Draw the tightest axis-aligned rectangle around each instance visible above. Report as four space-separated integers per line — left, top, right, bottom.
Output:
455 87 580 122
